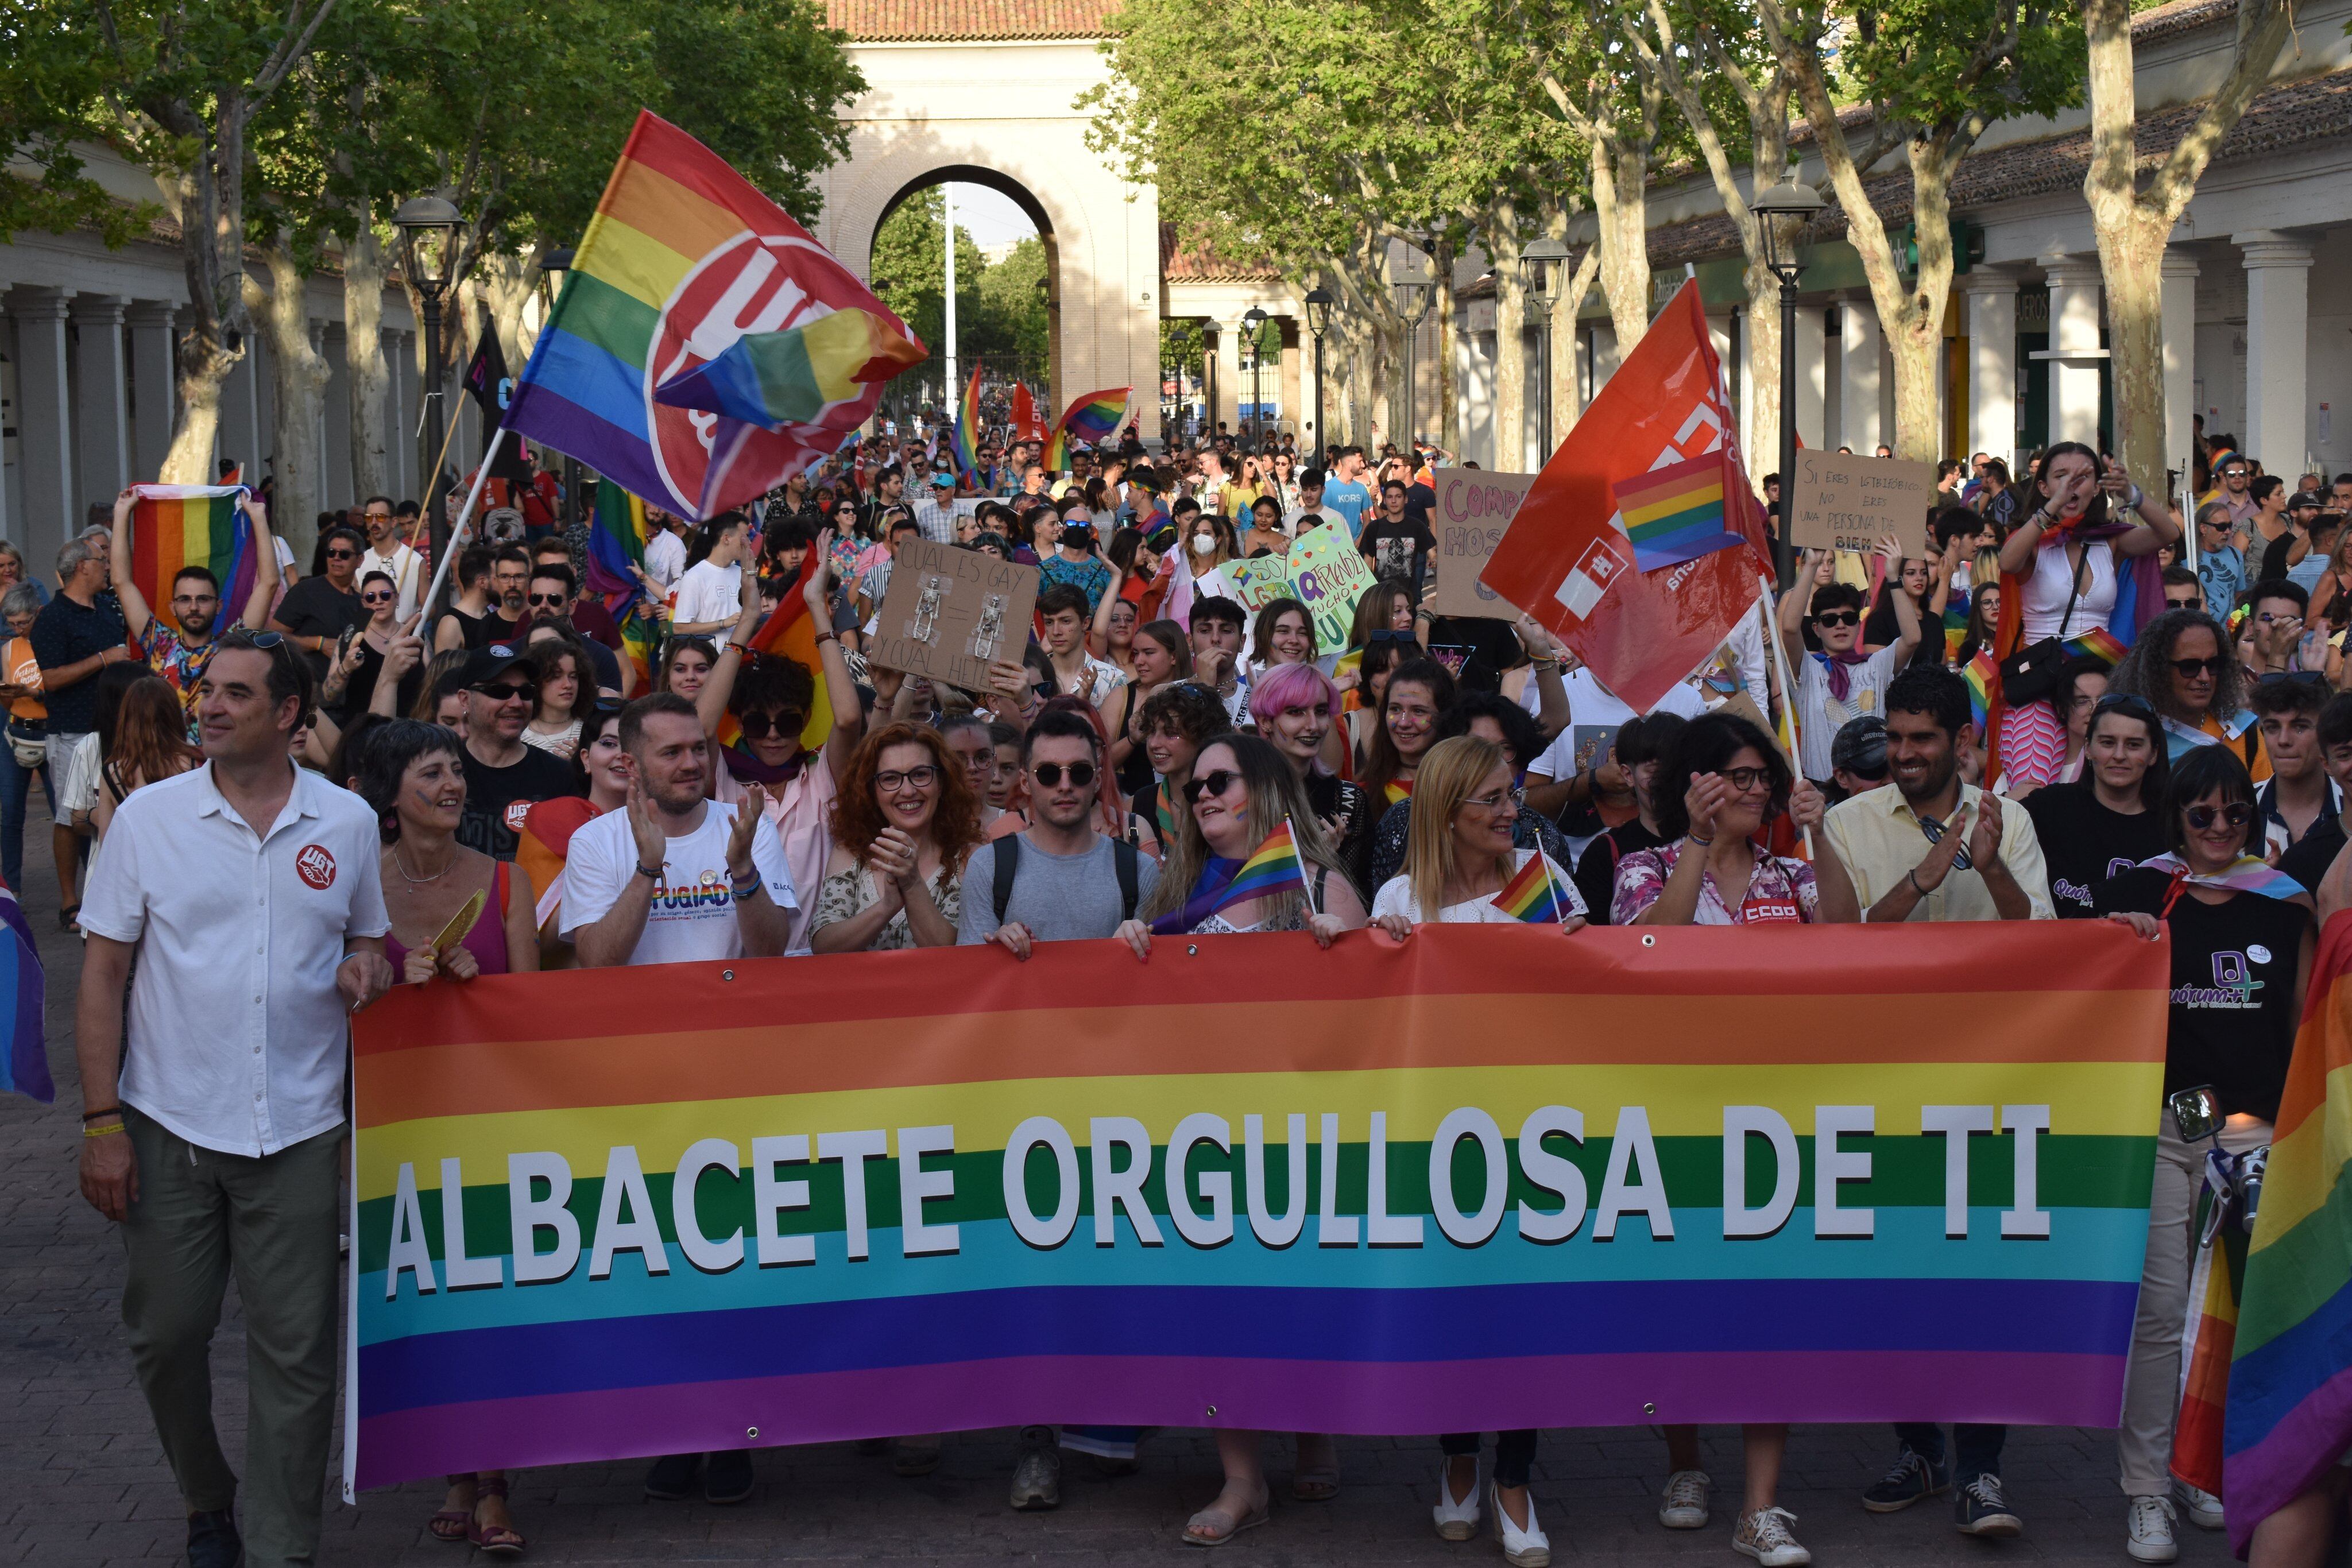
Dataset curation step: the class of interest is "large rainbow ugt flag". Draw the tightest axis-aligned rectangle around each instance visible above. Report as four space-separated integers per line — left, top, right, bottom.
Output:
506 111 923 521
344 922 2165 1493
128 485 256 635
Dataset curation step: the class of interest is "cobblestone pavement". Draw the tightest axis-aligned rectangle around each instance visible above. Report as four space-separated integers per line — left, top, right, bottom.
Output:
2 799 2234 1566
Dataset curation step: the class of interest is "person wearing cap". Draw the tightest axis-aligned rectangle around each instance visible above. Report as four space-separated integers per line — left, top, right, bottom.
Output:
455 642 583 861
912 470 960 545
1825 714 1891 804
2256 486 2327 586
2200 449 2255 528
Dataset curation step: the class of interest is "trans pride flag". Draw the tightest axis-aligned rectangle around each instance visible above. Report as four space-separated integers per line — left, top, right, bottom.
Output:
0 882 48 1101
505 111 923 521
128 485 256 637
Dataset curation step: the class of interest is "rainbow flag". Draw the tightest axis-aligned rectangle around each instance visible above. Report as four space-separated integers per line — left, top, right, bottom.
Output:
1941 606 1969 663
128 484 255 636
1490 852 1567 924
344 922 2167 1491
2222 911 2352 1553
1043 387 1129 471
736 549 832 754
1962 647 1996 729
948 361 982 482
2137 852 2308 903
506 111 923 521
1612 454 1742 572
1210 820 1309 915
1383 777 1413 807
0 883 47 1101
653 309 921 434
2064 628 2127 668
2169 1156 2249 1500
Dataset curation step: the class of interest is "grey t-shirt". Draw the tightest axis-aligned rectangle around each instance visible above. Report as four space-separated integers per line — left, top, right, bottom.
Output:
956 833 1161 944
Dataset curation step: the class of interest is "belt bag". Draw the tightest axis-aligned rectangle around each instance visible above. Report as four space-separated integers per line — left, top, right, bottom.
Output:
6 718 45 771
1998 547 2087 707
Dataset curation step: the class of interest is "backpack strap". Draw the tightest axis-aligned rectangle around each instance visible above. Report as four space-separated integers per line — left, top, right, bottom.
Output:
1113 837 1140 923
992 833 1022 927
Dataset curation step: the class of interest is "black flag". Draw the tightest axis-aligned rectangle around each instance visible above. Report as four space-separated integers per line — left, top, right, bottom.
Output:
463 315 533 482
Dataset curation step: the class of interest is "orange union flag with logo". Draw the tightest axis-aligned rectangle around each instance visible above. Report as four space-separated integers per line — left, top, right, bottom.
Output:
1479 281 1771 714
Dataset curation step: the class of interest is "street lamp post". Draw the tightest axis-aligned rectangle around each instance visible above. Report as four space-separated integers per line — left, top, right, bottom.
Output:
1394 264 1432 450
1519 237 1570 461
1303 287 1333 458
1243 305 1268 452
1750 177 1826 590
392 195 463 581
539 246 580 534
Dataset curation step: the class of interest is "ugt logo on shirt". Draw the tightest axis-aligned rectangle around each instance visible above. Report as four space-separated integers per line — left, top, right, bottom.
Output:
295 845 337 890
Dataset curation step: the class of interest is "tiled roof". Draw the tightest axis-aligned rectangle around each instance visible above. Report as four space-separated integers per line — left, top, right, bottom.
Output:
1160 223 1284 283
1647 64 2352 267
825 0 1115 40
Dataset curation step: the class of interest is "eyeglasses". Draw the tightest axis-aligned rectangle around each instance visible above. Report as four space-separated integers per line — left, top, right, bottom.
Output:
1458 789 1513 812
2184 802 2254 831
1181 768 1242 803
361 590 395 605
736 708 807 741
1812 611 1860 629
1719 766 1775 791
2169 656 2224 678
2257 669 2328 687
475 680 537 703
324 548 358 561
874 765 940 792
527 592 567 607
1031 760 1098 788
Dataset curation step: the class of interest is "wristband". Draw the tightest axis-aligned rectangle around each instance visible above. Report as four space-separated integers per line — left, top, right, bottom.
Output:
1907 868 1927 897
2125 482 2146 512
1685 833 1714 849
80 1105 122 1121
83 1121 124 1139
635 861 663 881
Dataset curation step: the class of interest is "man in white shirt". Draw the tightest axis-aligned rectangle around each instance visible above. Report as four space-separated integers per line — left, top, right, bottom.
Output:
641 507 688 594
1778 566 1919 783
74 632 393 1568
357 494 423 620
910 471 959 544
1282 466 1346 536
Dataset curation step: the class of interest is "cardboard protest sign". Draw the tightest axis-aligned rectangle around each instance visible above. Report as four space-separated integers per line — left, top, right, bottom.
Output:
866 539 1039 691
1285 522 1379 653
1432 469 1535 618
1785 452 1937 555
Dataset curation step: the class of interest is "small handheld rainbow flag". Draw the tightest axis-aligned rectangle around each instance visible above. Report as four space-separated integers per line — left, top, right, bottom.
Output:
1491 851 1568 924
1209 820 1311 916
2065 627 2127 668
1962 647 1997 729
728 548 834 754
1612 454 1742 572
129 484 256 637
655 309 922 434
1941 605 1969 663
949 361 982 481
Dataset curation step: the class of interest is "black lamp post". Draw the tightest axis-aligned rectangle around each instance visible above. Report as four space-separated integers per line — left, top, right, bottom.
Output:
539 246 579 535
1303 287 1333 456
1243 305 1268 452
1519 237 1570 460
392 194 463 574
1750 177 1825 589
1394 265 1431 448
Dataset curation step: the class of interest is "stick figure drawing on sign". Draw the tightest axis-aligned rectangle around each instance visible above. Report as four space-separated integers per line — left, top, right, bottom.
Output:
971 593 1006 661
911 575 946 642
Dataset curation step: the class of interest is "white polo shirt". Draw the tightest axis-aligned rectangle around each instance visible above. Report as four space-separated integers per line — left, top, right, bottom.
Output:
80 762 390 1157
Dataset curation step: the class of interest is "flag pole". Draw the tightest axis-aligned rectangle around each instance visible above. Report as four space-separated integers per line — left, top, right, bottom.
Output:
416 425 509 629
1538 850 1565 925
1757 570 1814 858
1287 813 1320 918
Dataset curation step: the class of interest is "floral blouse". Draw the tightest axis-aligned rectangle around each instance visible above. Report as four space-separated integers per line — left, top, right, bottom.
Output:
1611 839 1819 927
808 862 964 951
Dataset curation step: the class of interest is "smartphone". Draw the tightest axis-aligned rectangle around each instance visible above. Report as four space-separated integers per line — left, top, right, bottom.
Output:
335 625 361 665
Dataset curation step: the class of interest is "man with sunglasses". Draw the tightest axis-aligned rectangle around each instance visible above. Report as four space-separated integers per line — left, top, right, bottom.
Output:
1777 563 1920 785
355 494 421 621
2206 454 2256 529
268 525 369 680
2191 503 2244 621
109 487 283 738
527 563 624 694
454 644 582 860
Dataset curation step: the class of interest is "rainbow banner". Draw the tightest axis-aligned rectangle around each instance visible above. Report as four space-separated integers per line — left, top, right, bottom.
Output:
948 361 982 481
1611 455 1742 572
506 111 923 522
2223 911 2352 1552
128 484 255 637
346 924 2165 1495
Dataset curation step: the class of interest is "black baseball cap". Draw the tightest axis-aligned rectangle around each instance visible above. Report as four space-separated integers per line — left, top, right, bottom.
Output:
1831 714 1889 778
461 643 529 688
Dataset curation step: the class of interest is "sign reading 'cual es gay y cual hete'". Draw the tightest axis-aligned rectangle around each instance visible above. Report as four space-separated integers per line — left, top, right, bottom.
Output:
346 924 2164 1495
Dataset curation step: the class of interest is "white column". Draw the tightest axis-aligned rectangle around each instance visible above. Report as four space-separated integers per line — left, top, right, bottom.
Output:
2161 249 2200 487
1837 297 1883 452
1220 320 1247 440
2238 230 2314 479
1964 272 2020 466
2040 254 2106 448
1789 304 1827 449
70 295 130 521
125 301 177 482
13 290 77 570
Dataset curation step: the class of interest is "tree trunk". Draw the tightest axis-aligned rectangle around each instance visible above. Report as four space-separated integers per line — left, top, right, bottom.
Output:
1555 243 1602 431
250 239 331 559
1883 148 1955 460
478 250 534 367
156 145 249 484
1489 210 1526 470
1592 136 1653 359
163 344 231 486
343 210 392 504
1743 255 1783 478
1433 235 1459 455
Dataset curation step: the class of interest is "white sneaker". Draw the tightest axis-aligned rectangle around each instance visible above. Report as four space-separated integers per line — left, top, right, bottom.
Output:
1492 1481 1551 1568
2173 1481 2225 1531
1658 1469 1712 1530
1432 1457 1481 1541
2126 1494 2179 1563
1734 1506 1811 1567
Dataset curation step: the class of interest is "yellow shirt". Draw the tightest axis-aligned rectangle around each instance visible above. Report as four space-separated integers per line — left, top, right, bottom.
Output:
1823 781 2057 922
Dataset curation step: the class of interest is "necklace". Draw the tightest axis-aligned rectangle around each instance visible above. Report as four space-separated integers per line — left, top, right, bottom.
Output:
392 842 454 885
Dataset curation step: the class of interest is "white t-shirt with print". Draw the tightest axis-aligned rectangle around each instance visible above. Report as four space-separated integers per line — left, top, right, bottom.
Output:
561 799 796 966
671 559 742 628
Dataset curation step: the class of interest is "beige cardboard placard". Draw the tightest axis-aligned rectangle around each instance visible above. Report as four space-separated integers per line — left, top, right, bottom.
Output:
1786 452 1937 555
1432 469 1537 618
866 539 1039 691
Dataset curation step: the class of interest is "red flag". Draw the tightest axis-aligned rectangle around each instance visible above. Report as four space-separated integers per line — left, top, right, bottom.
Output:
1011 383 1042 444
1478 281 1771 713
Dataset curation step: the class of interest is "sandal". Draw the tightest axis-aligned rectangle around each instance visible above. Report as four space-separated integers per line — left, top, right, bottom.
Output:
468 1476 526 1558
1291 1435 1340 1501
427 1475 474 1543
1182 1484 1271 1547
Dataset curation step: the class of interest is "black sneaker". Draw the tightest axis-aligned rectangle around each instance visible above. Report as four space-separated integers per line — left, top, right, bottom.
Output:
1862 1447 1951 1513
187 1508 243 1568
643 1452 701 1501
1956 1473 2022 1538
703 1448 755 1505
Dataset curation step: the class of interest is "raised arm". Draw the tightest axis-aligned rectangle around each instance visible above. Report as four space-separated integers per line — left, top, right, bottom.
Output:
109 490 151 641
237 496 283 629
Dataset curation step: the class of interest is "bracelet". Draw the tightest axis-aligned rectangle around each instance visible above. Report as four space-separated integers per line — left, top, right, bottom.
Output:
83 1121 124 1139
2125 482 2146 512
1685 833 1714 849
80 1105 122 1121
813 629 840 646
1907 867 1927 896
635 861 663 881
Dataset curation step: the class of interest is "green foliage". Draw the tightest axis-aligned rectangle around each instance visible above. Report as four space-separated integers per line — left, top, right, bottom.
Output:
0 1 156 245
973 235 1051 361
1838 0 2086 148
872 188 1051 369
1162 318 1205 379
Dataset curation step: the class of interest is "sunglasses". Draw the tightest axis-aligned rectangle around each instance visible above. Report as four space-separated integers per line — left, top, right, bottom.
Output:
527 592 567 607
324 548 358 560
1182 768 1243 803
361 590 395 605
2258 669 2328 687
736 709 807 741
1812 611 1860 629
2184 802 2254 831
2090 693 2157 722
874 765 939 792
1031 760 1098 788
476 680 538 702
2169 656 2224 678
219 628 289 658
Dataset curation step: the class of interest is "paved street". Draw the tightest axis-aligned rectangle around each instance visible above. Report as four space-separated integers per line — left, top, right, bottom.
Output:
2 799 2233 1567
